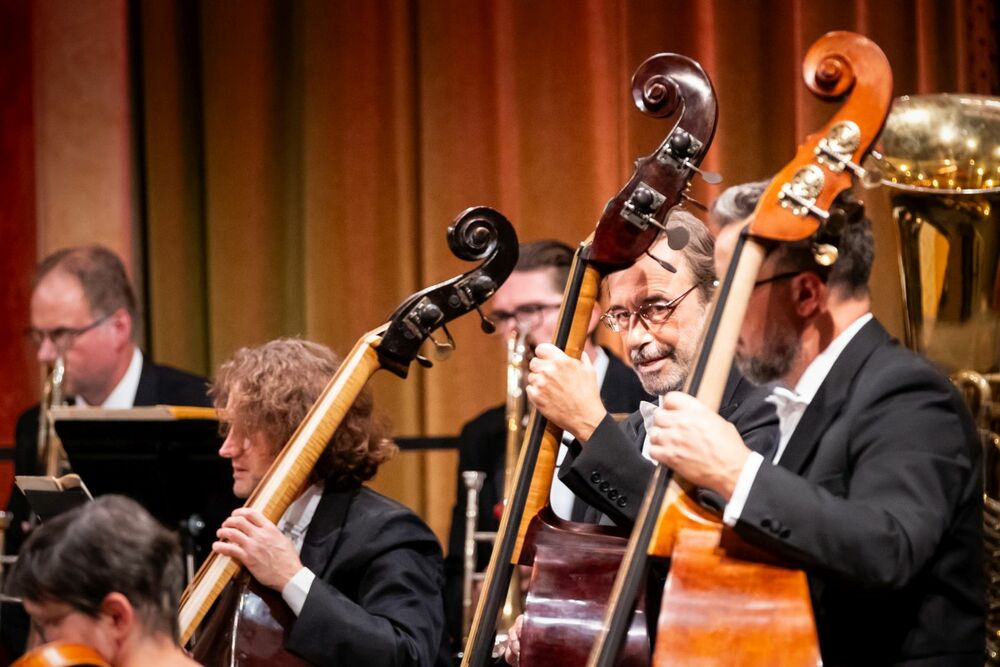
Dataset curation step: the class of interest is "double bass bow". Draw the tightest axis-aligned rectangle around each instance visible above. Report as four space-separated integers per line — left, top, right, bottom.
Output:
177 207 518 660
589 31 893 667
463 53 719 666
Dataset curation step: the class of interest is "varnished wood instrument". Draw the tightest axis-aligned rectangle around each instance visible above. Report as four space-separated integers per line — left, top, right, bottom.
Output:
589 31 894 667
463 53 719 666
178 208 519 653
11 642 111 667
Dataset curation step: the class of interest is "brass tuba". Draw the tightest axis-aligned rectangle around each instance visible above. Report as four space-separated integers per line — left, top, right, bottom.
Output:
867 93 1000 662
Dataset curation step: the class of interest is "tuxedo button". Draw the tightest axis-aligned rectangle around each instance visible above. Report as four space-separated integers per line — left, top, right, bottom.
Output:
591 471 601 484
779 527 791 539
761 517 773 529
617 496 628 507
599 481 610 492
608 489 619 500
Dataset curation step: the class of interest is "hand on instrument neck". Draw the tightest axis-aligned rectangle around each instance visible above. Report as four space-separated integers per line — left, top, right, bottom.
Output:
526 343 607 443
213 507 304 592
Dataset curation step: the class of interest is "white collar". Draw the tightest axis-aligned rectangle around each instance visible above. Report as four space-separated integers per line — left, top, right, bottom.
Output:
279 482 325 552
76 347 144 408
592 346 610 389
785 312 872 402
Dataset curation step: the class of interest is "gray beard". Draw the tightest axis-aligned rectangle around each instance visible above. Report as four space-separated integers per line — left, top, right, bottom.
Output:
631 343 687 396
736 327 799 385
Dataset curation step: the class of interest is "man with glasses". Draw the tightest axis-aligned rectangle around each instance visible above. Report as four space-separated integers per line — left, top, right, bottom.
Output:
523 210 776 527
9 246 210 548
645 183 983 664
443 239 652 646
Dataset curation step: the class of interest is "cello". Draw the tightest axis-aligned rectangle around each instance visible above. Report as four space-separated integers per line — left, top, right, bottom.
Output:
589 31 893 667
178 207 518 663
463 53 719 666
11 642 111 667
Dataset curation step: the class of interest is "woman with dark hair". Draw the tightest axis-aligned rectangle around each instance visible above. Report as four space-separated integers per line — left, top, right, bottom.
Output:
6 495 198 667
208 337 447 666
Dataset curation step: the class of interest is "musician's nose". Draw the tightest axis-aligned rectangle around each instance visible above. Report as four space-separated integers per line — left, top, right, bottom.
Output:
37 337 58 364
219 432 240 459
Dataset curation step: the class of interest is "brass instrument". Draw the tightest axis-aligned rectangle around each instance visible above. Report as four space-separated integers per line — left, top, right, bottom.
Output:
867 93 1000 663
37 356 67 477
460 326 530 654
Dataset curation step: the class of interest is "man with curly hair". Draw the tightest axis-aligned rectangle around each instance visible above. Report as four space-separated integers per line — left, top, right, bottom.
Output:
205 338 448 666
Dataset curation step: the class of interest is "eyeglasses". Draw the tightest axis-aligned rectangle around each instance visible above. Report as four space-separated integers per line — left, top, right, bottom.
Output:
489 303 561 328
601 283 703 333
26 314 112 350
753 271 801 288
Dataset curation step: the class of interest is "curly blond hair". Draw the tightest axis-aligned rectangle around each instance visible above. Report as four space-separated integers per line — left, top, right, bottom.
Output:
211 338 395 488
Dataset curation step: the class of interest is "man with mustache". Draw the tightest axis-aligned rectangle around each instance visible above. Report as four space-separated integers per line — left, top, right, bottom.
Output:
525 209 776 526
647 183 983 664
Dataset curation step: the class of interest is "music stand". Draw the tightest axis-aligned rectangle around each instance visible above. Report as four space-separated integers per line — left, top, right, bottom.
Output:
52 406 241 575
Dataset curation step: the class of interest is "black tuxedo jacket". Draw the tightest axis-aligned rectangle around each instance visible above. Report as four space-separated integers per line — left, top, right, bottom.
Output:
559 366 777 526
443 348 652 643
735 318 983 665
285 485 449 666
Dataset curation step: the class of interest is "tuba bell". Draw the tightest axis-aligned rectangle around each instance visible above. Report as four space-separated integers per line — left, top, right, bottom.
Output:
866 93 1000 663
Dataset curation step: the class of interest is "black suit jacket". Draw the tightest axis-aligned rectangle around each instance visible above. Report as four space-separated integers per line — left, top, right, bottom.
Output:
443 348 652 644
734 318 983 665
285 484 449 667
559 366 778 526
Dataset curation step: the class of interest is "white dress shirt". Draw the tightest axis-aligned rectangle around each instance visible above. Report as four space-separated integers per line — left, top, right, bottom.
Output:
723 312 873 526
549 347 609 520
75 347 143 408
279 482 324 615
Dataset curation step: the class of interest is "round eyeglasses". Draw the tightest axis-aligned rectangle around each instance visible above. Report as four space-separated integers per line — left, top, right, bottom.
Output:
601 283 704 333
489 303 561 330
26 313 112 351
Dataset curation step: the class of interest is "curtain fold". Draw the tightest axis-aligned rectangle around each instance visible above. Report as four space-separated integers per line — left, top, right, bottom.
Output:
127 0 996 543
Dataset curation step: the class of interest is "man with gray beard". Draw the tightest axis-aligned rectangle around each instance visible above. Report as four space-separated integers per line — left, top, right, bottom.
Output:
525 209 777 525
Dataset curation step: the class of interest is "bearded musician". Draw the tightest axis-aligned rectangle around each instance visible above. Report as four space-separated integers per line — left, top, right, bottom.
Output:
643 182 984 665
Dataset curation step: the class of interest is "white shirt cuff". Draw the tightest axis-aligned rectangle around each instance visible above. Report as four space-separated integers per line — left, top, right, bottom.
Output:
281 567 316 616
723 451 764 527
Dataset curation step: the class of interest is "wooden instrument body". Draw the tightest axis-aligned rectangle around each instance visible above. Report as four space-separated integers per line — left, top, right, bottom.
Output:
11 642 111 667
519 509 648 667
191 575 308 667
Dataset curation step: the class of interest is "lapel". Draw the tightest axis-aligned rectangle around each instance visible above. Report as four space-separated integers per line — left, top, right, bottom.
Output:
133 359 157 406
777 318 889 474
299 485 355 574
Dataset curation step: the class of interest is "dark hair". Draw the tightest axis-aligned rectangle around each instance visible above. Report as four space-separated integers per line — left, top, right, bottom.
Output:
6 496 183 640
35 246 138 324
711 181 874 296
211 337 394 488
515 240 574 294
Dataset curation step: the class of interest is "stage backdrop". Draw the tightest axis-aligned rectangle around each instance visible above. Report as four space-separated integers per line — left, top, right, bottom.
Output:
2 0 996 544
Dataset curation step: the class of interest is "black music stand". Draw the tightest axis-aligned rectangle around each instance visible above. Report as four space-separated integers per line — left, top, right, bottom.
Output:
52 406 240 568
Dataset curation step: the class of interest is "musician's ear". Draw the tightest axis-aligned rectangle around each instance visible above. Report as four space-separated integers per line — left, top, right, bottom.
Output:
99 592 135 644
790 272 827 319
